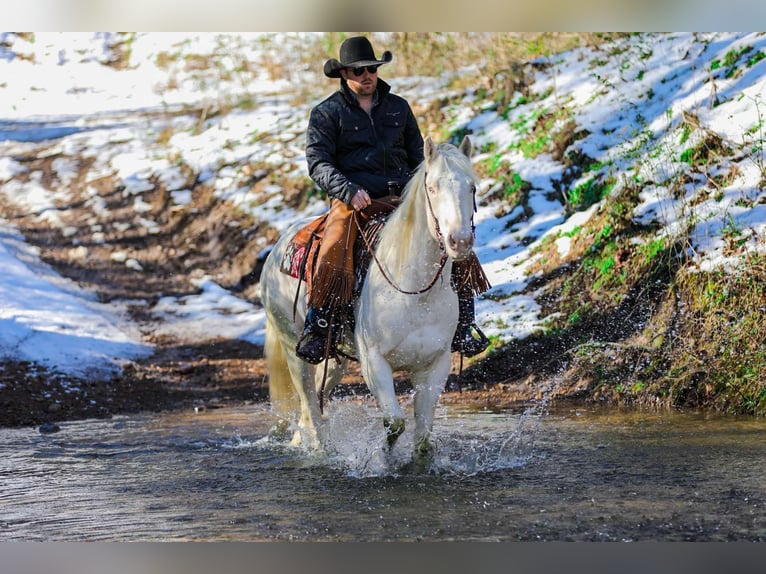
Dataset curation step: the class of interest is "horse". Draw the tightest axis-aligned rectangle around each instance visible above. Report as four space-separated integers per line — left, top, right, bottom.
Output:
259 135 480 468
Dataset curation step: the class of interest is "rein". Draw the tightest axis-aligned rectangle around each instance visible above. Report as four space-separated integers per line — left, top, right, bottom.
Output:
353 174 449 296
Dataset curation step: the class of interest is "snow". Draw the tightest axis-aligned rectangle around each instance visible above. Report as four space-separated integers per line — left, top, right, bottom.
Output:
0 220 149 377
150 277 266 345
1 32 765 378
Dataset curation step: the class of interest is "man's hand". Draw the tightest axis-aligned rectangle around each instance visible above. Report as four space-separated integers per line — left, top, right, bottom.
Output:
351 189 371 211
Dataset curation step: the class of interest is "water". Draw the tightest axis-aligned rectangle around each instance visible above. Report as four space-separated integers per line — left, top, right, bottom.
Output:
2 399 766 541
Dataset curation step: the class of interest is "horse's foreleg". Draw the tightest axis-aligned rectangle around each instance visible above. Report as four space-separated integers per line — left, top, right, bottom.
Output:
383 417 405 448
359 346 405 449
411 352 452 467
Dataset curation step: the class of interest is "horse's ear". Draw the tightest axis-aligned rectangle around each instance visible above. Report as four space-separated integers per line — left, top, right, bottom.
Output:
459 136 472 158
424 136 436 163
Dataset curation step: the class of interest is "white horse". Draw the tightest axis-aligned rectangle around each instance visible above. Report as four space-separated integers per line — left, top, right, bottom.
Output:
260 136 479 467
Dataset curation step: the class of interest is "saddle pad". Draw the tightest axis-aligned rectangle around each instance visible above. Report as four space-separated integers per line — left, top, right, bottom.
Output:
278 213 328 280
280 240 307 279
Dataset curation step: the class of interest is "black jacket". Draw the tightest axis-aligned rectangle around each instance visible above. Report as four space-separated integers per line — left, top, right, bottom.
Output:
305 78 424 205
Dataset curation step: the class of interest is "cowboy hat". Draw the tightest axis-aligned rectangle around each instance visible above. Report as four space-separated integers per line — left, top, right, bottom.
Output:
324 36 393 78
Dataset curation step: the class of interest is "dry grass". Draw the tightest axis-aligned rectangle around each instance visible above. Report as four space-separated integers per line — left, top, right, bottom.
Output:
668 253 766 414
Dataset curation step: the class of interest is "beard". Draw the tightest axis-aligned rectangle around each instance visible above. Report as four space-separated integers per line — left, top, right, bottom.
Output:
347 77 377 98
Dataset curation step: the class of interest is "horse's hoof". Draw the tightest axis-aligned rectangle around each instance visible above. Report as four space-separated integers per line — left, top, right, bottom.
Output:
268 419 292 442
383 417 405 449
412 438 435 473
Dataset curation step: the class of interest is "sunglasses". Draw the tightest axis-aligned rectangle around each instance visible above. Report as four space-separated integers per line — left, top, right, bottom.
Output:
347 65 379 77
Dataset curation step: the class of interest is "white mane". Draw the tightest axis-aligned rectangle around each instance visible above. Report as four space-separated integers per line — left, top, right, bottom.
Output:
376 142 477 272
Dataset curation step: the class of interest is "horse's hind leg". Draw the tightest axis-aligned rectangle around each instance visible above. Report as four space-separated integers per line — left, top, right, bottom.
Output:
265 317 299 440
281 349 325 450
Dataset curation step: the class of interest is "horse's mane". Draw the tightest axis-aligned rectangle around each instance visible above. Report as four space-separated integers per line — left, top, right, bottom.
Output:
376 142 477 273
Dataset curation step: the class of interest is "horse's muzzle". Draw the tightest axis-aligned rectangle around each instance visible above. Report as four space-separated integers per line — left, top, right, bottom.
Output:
447 229 474 259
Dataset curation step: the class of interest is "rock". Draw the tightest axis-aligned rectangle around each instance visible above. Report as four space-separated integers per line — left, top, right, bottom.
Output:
39 422 61 434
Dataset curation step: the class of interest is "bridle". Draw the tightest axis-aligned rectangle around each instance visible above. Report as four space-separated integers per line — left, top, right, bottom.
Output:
353 171 476 296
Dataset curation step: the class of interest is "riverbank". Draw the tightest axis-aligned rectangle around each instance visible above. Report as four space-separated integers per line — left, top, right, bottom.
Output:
2 33 765 427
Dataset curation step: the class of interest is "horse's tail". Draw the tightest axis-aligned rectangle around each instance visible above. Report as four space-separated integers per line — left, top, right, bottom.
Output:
265 316 299 421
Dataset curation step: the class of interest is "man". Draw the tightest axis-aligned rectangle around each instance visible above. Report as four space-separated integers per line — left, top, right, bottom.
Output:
297 35 489 364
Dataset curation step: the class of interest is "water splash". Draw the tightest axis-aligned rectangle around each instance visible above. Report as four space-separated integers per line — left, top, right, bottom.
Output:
317 396 547 478
322 399 408 478
224 394 550 478
430 400 546 476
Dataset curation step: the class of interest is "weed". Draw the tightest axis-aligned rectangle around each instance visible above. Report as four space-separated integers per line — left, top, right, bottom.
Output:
639 237 667 265
503 172 528 200
711 45 754 79
567 310 581 325
747 51 766 67
482 153 505 176
566 176 616 212
562 225 582 238
679 132 729 168
679 124 692 145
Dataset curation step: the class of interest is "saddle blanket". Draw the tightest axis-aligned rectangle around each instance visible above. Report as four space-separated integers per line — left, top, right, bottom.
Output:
279 212 388 292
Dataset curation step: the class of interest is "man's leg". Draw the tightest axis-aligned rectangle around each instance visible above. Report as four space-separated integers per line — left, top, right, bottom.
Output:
451 291 491 357
450 254 491 357
296 305 335 364
297 200 356 364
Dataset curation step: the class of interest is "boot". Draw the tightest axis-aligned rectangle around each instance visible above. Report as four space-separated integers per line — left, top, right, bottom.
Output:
296 306 333 364
451 295 490 357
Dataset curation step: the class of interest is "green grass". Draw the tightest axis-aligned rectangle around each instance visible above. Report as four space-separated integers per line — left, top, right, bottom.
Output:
567 176 616 211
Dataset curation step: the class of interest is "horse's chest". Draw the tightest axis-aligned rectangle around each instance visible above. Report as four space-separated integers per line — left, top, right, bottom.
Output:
385 290 456 326
359 290 457 362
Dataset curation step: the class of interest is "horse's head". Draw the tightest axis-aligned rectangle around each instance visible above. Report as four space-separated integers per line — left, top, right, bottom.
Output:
422 135 478 261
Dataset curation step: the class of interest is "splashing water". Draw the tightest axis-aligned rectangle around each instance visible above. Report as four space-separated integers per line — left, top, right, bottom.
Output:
225 397 545 478
315 396 546 478
231 377 561 478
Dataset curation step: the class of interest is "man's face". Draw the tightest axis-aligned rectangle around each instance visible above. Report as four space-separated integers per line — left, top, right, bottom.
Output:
340 65 379 97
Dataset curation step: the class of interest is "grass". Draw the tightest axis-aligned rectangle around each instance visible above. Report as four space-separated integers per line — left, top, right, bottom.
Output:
566 176 616 212
669 253 766 414
710 45 762 79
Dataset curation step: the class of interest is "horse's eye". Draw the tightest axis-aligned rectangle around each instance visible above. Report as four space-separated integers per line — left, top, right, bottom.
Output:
428 185 437 195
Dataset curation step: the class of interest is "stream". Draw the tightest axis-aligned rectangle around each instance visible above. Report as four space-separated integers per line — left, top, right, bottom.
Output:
2 399 765 541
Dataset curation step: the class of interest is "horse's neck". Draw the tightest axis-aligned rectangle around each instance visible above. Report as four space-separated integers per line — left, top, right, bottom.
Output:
375 187 447 293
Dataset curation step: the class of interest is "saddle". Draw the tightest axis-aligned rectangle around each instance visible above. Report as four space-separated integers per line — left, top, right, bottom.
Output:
279 200 396 365
279 198 397 296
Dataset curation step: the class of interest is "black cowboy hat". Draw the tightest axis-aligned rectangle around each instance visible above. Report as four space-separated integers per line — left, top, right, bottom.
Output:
324 36 393 78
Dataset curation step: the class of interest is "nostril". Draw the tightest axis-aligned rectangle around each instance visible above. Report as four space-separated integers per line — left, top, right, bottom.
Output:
448 231 474 251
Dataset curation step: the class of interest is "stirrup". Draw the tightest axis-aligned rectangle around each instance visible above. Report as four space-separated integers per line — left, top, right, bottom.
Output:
452 323 490 358
296 306 334 364
296 331 329 364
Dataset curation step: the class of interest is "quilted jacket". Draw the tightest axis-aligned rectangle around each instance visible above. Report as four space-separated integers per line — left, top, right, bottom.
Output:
305 78 424 204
